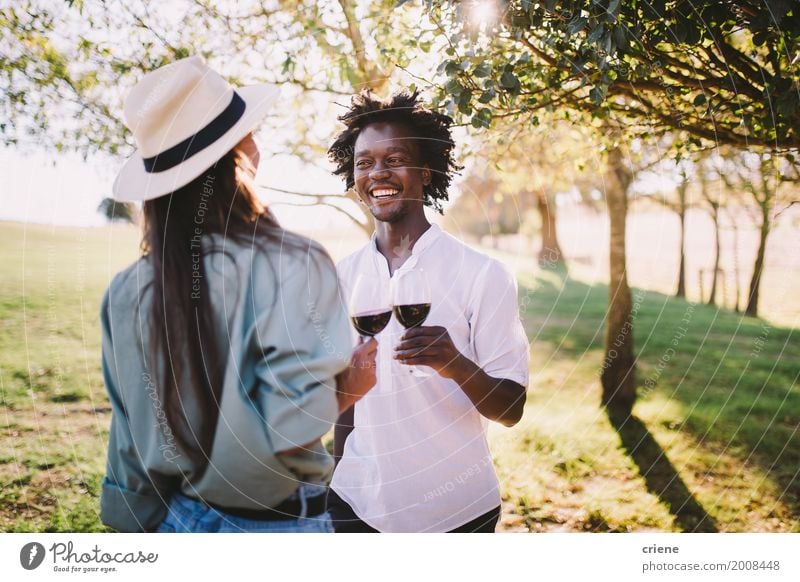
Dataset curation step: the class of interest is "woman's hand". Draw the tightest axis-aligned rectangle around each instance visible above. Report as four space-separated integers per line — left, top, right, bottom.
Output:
335 337 378 411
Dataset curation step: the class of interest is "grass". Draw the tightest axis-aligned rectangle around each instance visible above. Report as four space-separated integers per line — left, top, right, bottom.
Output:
1 221 138 532
1 221 797 532
491 268 798 532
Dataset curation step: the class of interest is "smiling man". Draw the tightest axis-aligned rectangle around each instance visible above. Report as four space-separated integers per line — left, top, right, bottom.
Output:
326 91 530 533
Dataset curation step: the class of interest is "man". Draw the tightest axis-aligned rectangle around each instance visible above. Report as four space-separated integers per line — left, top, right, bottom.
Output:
326 91 530 533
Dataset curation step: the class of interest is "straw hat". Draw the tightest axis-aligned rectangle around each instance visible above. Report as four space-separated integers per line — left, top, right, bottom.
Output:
112 55 280 202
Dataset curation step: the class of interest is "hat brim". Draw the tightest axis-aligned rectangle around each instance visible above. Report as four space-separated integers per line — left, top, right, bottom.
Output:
112 84 281 202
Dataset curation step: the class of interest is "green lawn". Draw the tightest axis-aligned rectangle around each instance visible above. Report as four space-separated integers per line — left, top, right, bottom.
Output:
492 269 799 532
0 221 139 532
1 221 797 532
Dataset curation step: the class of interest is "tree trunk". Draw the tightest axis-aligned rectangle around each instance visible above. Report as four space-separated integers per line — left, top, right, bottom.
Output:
675 176 688 298
601 146 636 415
708 206 721 306
731 220 741 312
745 207 770 317
676 205 686 298
337 0 387 93
536 189 566 269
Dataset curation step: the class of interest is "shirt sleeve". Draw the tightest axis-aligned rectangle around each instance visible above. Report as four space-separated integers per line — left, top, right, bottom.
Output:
98 286 171 532
468 260 530 387
250 248 353 459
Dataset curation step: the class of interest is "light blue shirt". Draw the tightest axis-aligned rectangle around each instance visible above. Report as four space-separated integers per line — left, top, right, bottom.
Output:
99 234 351 532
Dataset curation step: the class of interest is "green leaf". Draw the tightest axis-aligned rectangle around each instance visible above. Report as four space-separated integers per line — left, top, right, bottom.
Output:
587 25 604 44
478 88 497 103
693 94 707 106
499 71 520 90
568 17 588 35
471 108 493 129
445 78 463 97
473 63 492 77
589 86 606 105
612 27 629 53
673 19 688 42
602 32 612 54
458 89 473 114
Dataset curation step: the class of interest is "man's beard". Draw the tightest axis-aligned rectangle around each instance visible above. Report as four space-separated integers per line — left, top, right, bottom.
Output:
369 195 425 224
372 203 409 224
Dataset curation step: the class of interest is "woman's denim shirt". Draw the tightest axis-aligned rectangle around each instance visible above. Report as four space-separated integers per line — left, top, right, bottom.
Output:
99 235 351 532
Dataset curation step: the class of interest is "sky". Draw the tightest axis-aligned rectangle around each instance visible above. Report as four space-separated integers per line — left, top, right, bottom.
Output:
0 144 357 231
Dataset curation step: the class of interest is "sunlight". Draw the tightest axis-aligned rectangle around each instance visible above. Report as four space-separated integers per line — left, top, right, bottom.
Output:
467 0 498 30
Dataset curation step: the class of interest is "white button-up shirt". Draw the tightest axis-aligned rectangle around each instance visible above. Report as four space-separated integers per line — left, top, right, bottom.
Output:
331 224 530 532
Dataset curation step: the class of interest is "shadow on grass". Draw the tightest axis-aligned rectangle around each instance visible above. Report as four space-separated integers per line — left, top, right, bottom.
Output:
521 271 800 520
608 412 718 532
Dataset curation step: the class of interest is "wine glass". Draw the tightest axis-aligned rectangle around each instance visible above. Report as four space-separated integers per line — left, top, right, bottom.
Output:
349 274 392 339
391 268 432 377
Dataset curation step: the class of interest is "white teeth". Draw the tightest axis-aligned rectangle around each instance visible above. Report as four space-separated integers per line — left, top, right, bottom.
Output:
372 189 398 198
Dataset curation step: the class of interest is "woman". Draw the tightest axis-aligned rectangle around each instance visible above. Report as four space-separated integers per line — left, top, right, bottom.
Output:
100 56 376 533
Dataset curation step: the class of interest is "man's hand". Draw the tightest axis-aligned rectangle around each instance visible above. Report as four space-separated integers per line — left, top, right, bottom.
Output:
393 325 465 379
394 325 526 427
335 337 378 412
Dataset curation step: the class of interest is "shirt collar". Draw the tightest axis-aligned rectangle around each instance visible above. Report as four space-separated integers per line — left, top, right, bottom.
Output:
369 223 442 275
369 223 441 257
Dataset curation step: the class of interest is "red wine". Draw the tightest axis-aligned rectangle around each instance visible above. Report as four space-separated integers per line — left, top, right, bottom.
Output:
393 303 431 329
352 310 392 336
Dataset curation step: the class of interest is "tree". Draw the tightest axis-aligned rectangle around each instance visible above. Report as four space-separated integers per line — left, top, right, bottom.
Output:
634 155 694 299
445 169 521 240
498 121 590 269
696 154 725 306
451 119 597 267
426 1 799 149
261 185 375 237
600 139 636 413
0 0 422 234
421 0 800 413
97 197 136 224
674 168 689 299
717 150 798 316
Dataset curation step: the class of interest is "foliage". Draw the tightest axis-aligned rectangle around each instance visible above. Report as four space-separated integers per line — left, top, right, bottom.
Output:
97 197 135 224
422 0 800 151
446 119 597 238
0 0 429 232
0 1 412 156
445 169 521 237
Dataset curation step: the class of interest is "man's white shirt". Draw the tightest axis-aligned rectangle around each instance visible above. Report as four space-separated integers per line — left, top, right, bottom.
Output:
331 223 530 532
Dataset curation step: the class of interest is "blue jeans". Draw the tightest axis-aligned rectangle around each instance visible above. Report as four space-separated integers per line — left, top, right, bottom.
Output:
156 483 333 533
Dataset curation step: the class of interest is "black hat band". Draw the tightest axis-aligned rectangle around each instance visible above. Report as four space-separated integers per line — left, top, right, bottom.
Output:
142 91 246 174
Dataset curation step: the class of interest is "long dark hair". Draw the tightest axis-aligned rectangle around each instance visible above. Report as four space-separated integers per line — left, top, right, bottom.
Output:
141 143 312 469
